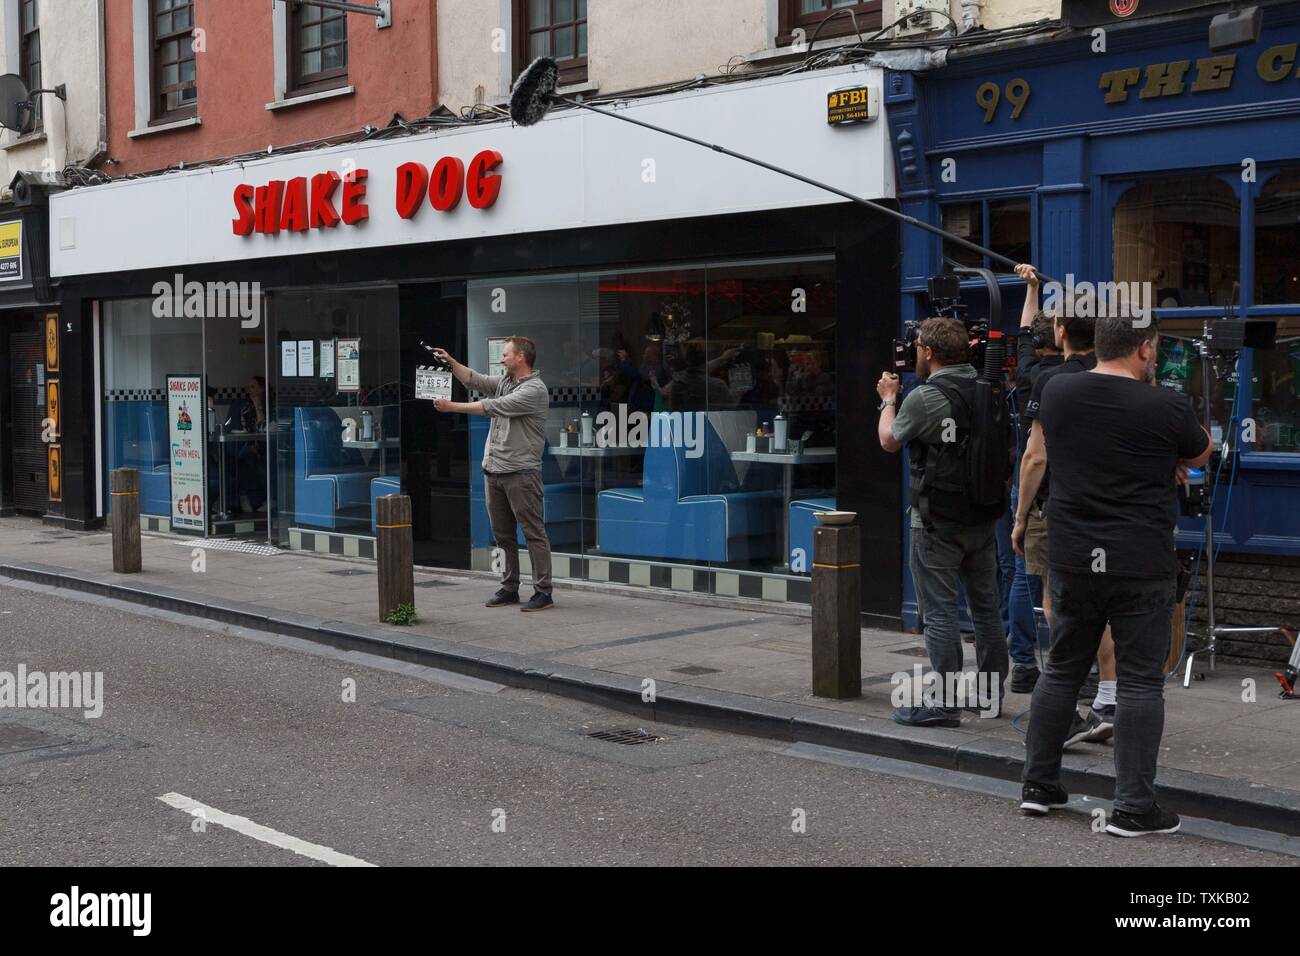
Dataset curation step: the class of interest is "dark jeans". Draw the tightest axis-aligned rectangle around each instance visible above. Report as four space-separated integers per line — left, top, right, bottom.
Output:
910 520 1008 710
1023 570 1174 814
1006 484 1042 667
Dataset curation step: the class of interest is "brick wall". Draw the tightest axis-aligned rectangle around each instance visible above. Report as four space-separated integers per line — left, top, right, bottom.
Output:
1184 553 1300 665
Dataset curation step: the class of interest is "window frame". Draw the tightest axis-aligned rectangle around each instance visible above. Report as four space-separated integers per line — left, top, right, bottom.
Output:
938 194 1034 274
288 0 350 97
150 0 197 125
19 0 40 131
776 0 884 48
513 0 588 88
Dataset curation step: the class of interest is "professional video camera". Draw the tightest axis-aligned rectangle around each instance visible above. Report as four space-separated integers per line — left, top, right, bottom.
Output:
892 269 1006 385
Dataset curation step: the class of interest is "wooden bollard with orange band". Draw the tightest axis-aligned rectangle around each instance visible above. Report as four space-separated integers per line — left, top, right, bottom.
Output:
110 467 143 574
375 493 415 621
811 513 861 699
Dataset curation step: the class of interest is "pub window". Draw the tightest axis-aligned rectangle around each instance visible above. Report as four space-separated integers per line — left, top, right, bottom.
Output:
1112 175 1240 309
1246 316 1300 453
941 197 1031 271
19 0 39 130
152 0 196 122
779 1 883 46
290 0 349 95
1255 168 1300 305
514 0 587 87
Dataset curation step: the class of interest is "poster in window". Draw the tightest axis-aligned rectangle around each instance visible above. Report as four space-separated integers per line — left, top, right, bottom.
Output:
167 374 206 534
297 340 314 377
320 339 335 378
281 341 298 377
0 219 22 281
336 338 360 392
487 336 509 375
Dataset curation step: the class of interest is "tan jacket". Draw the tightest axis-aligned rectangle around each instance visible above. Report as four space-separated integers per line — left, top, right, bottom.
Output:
467 368 549 473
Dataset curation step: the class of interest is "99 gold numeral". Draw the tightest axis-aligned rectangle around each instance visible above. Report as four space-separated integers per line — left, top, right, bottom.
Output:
976 78 1031 123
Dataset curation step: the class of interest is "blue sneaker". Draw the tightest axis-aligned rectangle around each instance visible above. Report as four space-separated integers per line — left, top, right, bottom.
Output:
892 705 961 728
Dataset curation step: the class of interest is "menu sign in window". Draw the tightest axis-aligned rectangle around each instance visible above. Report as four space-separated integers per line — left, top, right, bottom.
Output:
167 375 206 533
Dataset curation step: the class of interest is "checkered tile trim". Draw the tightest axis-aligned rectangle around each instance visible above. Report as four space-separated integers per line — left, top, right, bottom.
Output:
105 386 249 402
470 548 811 604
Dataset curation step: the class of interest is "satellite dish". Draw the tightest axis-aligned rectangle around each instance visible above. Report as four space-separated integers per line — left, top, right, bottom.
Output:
0 74 33 134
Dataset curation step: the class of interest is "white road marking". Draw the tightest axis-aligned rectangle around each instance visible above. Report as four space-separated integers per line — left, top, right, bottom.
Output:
158 792 377 867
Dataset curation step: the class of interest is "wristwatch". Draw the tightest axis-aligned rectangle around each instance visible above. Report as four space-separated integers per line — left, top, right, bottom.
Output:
878 397 897 411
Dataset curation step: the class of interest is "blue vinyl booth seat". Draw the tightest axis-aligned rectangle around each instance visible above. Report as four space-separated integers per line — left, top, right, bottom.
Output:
789 497 836 572
107 401 173 516
469 420 585 549
370 476 401 534
597 413 782 563
293 407 381 530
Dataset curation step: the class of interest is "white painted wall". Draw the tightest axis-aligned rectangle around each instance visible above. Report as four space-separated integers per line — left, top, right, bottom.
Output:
52 64 893 277
0 0 105 187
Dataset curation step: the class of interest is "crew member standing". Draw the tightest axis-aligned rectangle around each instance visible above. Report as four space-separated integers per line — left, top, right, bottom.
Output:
431 338 554 612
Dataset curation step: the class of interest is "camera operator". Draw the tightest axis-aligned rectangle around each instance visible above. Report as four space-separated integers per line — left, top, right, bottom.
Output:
1006 265 1064 694
1019 315 1211 836
1012 283 1118 747
877 318 1008 727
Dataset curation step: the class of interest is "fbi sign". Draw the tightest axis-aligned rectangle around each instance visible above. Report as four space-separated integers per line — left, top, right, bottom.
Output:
827 85 876 126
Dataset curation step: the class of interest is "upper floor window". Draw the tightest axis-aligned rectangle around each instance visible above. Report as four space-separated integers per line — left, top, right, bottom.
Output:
290 0 348 95
19 0 39 130
515 0 587 87
780 0 883 46
152 0 196 122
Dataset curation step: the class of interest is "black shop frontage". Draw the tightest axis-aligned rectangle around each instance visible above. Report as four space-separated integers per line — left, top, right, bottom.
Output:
42 65 908 625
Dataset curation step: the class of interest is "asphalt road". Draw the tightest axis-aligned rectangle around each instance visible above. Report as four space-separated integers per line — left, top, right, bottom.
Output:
0 580 1294 867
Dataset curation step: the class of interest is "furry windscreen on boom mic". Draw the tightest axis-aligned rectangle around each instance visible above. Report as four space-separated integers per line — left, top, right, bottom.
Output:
510 57 560 126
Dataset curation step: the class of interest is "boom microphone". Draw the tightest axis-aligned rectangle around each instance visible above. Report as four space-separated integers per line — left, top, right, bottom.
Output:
509 57 560 127
506 58 1055 286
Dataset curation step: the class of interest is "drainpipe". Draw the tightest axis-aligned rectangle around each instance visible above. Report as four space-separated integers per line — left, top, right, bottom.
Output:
959 0 984 33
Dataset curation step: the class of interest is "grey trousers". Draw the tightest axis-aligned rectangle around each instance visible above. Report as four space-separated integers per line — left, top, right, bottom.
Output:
485 469 552 595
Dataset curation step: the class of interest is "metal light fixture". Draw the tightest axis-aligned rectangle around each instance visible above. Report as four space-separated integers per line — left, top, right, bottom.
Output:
1208 5 1262 52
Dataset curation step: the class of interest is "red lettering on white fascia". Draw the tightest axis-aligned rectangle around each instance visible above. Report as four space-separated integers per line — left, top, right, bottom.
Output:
232 150 502 237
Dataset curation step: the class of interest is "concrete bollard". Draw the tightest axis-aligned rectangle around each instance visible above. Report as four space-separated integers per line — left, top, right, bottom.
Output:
811 519 861 699
376 494 414 622
110 467 142 574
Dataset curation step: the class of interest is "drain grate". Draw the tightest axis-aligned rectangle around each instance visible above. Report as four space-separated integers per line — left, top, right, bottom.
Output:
326 568 373 576
587 728 665 746
670 664 721 676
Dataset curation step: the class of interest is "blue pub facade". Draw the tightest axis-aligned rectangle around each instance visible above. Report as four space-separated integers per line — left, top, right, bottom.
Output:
886 0 1300 653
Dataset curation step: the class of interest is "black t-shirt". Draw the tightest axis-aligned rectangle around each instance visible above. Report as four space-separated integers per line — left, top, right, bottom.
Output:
1039 371 1208 579
1015 330 1062 460
1023 352 1095 501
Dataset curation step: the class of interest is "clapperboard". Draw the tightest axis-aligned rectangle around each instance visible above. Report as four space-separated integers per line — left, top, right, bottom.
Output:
416 366 454 401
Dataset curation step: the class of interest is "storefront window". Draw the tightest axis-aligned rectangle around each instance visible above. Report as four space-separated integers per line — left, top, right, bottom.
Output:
1255 168 1300 305
266 288 401 547
465 257 837 587
1248 316 1300 453
1113 175 1240 308
101 298 203 523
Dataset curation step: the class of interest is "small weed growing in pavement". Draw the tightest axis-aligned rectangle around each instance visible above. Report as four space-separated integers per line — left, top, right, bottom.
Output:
385 603 418 626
